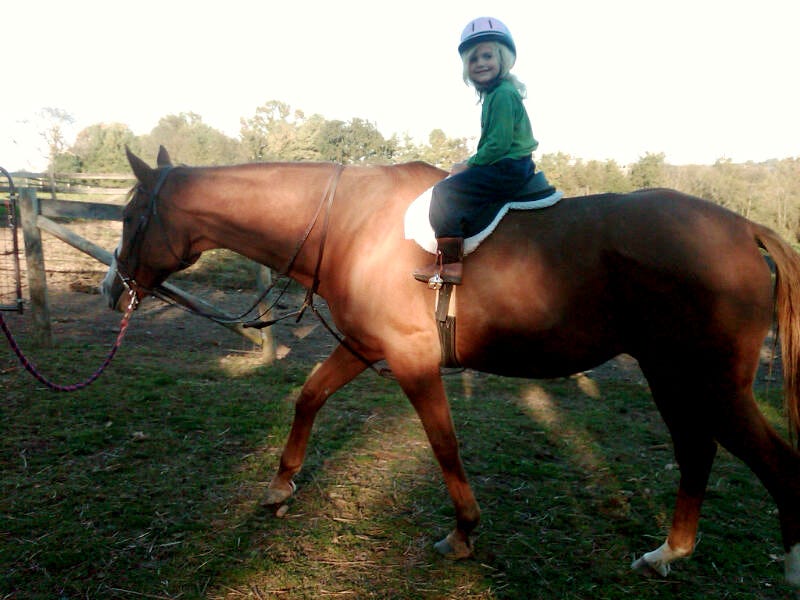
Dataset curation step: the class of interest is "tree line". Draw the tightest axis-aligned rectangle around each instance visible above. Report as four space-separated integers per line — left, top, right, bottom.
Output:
45 101 800 243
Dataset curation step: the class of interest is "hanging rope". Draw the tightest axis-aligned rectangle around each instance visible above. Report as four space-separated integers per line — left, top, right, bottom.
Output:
1 294 136 392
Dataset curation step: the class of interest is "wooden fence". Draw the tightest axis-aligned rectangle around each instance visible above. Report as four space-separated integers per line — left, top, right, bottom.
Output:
4 173 275 359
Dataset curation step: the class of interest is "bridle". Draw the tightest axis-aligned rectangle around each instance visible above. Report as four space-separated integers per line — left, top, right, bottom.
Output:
113 163 345 325
113 165 177 310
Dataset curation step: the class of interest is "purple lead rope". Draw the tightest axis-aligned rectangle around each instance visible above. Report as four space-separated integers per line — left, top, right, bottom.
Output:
1 302 135 392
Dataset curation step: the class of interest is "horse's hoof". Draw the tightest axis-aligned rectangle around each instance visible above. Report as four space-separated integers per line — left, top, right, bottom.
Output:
434 531 473 560
631 555 670 578
261 480 296 507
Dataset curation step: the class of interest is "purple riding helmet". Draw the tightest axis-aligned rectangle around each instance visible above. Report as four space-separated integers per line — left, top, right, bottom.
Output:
458 16 516 58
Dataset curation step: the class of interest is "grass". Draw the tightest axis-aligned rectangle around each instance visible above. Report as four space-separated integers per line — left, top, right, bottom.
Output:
1 327 796 599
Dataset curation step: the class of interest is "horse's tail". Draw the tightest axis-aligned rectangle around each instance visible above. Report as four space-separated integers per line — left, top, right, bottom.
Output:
753 223 800 444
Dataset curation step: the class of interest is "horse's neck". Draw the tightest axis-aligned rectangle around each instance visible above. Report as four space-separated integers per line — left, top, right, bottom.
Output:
181 163 343 285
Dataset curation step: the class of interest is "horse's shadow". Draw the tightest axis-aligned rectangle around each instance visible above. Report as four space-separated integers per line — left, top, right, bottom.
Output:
203 362 784 598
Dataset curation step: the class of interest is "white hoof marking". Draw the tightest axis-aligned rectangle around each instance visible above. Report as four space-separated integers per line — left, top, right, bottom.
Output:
632 540 690 577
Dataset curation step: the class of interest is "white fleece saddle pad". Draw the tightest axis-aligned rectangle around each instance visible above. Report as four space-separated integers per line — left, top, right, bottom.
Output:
404 186 563 255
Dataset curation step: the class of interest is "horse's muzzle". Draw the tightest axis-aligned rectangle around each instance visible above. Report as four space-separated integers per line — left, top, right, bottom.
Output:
100 262 126 312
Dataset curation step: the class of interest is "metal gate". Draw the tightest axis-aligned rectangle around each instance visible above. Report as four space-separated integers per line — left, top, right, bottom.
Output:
0 167 23 312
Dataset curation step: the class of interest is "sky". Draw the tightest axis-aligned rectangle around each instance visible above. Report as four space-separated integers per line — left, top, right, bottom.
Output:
2 0 798 171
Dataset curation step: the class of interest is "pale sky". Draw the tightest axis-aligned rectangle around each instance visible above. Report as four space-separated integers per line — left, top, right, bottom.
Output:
2 0 798 171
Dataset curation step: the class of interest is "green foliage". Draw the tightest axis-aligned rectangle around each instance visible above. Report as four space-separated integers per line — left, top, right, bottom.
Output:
70 123 137 172
50 100 800 241
628 152 667 190
538 153 633 195
395 129 471 169
239 100 303 161
139 112 243 166
315 117 396 164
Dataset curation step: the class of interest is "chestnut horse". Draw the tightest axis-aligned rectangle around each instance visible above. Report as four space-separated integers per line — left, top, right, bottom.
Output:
102 147 800 585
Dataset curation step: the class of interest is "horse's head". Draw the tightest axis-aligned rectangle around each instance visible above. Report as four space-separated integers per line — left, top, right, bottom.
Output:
101 146 199 311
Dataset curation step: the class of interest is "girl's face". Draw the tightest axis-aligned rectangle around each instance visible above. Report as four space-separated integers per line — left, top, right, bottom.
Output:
468 43 500 87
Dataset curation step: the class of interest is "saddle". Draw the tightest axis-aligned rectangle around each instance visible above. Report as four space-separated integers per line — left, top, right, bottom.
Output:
404 174 563 368
404 173 562 256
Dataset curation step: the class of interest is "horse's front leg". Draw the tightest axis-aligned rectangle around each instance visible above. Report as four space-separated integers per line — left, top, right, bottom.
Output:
262 343 369 506
396 370 480 559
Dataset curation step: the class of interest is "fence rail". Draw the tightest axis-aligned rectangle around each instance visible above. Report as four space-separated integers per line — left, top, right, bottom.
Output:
9 179 275 358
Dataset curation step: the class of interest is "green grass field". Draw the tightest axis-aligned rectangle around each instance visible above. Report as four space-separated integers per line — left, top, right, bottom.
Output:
1 309 795 599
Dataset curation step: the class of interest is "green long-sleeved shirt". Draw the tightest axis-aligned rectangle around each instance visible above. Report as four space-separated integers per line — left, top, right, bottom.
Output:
467 78 538 167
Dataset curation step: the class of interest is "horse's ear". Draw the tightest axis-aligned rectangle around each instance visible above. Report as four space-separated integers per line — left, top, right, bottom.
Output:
126 146 157 188
156 146 173 168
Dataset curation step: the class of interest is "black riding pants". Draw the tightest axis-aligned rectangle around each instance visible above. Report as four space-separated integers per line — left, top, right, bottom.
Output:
429 156 535 238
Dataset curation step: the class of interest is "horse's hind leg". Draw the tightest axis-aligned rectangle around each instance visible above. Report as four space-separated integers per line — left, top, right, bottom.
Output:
635 364 800 584
262 343 369 506
629 364 724 577
632 412 718 576
711 391 800 584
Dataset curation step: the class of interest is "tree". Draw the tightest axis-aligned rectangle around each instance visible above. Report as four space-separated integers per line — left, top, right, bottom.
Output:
629 152 667 190
424 129 470 169
240 100 302 161
139 112 242 165
538 152 578 194
69 123 137 173
37 107 75 193
315 118 396 164
393 130 470 168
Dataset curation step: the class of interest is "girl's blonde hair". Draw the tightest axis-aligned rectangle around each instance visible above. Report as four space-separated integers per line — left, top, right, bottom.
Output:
461 41 527 100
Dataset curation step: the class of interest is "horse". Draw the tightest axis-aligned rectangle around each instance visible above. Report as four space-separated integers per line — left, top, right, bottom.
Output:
102 147 800 585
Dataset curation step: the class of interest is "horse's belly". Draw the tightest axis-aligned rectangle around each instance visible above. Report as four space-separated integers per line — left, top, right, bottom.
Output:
457 328 621 379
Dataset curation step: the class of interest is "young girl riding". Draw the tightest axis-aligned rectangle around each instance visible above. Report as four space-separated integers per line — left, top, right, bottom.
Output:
414 17 552 286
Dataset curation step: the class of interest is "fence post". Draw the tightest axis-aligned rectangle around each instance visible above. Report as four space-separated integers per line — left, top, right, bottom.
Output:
18 188 52 347
256 265 276 364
